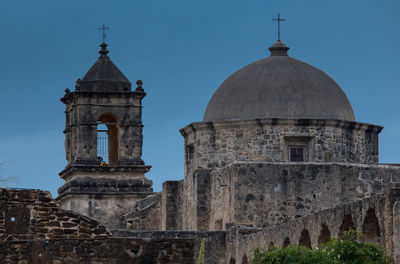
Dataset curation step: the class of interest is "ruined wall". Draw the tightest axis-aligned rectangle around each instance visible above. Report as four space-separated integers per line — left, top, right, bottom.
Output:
113 230 227 264
0 188 109 239
1 237 194 264
161 181 184 230
123 192 162 230
225 193 400 263
209 163 400 230
0 188 199 264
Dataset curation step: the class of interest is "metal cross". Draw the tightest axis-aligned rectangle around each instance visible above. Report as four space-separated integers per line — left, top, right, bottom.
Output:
98 24 109 42
272 13 286 41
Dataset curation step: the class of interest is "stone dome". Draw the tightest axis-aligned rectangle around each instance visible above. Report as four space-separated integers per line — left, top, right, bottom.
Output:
203 41 355 122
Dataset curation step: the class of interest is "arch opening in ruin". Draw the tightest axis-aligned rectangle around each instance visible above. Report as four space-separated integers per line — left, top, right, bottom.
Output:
338 214 355 239
318 223 331 245
241 254 248 264
299 229 312 248
362 208 380 244
283 237 291 248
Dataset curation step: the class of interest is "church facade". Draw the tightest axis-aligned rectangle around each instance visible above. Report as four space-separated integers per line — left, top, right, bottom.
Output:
1 38 400 263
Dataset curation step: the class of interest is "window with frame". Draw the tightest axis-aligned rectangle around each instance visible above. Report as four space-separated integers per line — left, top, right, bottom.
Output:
289 146 307 162
284 136 313 162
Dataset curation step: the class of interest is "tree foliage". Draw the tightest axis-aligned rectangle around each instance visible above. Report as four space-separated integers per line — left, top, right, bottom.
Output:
252 230 391 264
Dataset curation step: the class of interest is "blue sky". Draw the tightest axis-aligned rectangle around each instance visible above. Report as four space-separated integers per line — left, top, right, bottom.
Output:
0 0 399 196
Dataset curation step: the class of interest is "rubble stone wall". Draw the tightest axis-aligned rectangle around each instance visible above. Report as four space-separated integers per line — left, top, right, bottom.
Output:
0 189 198 264
209 163 400 229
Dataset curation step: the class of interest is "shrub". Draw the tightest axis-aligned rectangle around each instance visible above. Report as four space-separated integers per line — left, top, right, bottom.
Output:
321 230 390 264
251 230 391 264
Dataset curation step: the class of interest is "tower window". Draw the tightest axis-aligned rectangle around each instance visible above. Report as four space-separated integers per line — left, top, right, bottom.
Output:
97 114 119 164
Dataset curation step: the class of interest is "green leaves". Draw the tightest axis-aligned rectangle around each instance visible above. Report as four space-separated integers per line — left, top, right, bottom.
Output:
252 230 391 264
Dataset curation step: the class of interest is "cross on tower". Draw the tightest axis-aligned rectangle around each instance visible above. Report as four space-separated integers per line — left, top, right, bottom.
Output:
98 24 110 42
272 13 286 41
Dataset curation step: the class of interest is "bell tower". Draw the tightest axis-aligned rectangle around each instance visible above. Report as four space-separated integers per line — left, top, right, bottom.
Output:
57 42 153 229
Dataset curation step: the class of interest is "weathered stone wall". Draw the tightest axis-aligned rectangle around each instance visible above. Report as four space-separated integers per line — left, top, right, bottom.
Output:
181 119 382 175
209 163 400 229
122 180 185 231
113 230 227 264
123 192 162 230
161 180 184 230
179 118 382 231
0 188 199 264
57 173 153 229
0 237 194 264
0 188 109 239
225 193 400 263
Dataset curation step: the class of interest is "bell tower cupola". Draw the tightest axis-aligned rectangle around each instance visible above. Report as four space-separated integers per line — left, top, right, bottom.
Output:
57 42 153 229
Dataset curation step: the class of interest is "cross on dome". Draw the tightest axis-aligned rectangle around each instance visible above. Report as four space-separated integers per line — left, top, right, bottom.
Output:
272 13 286 41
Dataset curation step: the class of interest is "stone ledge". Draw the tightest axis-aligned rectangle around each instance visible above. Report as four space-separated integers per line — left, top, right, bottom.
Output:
59 164 151 179
57 177 153 195
180 118 383 135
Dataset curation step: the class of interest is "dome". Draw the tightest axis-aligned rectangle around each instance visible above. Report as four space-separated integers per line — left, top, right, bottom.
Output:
203 41 355 122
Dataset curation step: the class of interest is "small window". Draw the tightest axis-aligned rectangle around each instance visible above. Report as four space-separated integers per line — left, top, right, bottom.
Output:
284 136 313 162
289 146 306 162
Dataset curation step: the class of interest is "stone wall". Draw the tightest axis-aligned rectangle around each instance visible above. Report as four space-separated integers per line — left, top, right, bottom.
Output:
161 180 184 230
113 230 227 264
0 188 199 264
123 192 162 230
181 119 381 182
179 118 382 230
225 193 400 263
1 237 194 264
208 163 400 229
0 188 109 239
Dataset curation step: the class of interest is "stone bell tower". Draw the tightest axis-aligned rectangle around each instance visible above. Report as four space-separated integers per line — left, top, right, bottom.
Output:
57 42 153 229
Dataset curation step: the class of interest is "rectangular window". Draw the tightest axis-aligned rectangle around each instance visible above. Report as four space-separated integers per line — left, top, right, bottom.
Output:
289 146 306 162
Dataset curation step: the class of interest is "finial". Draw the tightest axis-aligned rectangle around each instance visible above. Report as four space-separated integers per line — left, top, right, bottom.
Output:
268 40 290 56
135 80 144 92
98 24 109 42
272 13 286 41
99 42 109 56
64 88 70 94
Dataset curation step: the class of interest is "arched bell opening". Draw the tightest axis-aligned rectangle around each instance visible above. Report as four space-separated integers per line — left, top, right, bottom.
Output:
97 113 119 164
